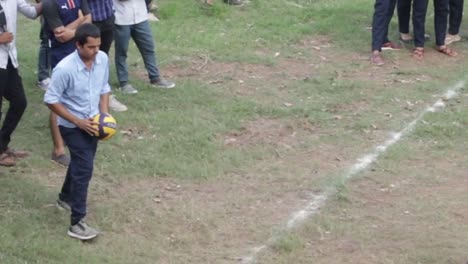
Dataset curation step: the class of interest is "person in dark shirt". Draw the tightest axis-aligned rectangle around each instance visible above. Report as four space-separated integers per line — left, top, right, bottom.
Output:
87 0 127 112
41 0 91 167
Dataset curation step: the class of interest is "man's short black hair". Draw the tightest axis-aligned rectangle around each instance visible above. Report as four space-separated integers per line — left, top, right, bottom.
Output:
75 23 101 46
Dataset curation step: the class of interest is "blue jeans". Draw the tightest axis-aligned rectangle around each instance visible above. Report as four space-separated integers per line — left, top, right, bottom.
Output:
59 126 98 225
37 25 50 82
114 20 161 86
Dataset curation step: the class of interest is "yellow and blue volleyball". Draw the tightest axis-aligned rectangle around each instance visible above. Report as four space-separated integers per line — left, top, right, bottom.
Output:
92 113 117 140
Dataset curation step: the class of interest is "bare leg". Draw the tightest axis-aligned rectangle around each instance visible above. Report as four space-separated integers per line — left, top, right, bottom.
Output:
50 112 66 156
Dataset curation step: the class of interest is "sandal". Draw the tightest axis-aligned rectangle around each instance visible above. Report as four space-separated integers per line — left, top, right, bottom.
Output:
0 152 16 167
371 52 384 66
412 48 424 60
437 46 458 57
5 148 30 159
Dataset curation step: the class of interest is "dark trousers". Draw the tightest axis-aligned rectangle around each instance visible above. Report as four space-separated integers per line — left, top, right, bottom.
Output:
398 0 413 34
398 0 429 47
434 0 449 46
448 0 464 35
93 15 115 55
59 126 98 225
397 0 429 47
145 0 152 12
372 0 397 51
37 24 50 82
0 59 27 153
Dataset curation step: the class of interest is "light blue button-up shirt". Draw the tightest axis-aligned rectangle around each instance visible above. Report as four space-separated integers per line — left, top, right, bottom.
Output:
44 50 111 128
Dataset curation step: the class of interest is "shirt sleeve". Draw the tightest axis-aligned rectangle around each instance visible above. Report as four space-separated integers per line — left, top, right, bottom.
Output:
80 0 91 16
100 54 111 95
17 0 38 19
42 0 63 30
44 67 68 104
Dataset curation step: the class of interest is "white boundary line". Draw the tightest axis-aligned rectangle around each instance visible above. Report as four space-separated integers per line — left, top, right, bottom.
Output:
241 81 466 263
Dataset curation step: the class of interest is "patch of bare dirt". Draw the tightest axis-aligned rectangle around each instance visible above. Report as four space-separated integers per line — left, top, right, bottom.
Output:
222 118 316 147
147 37 334 97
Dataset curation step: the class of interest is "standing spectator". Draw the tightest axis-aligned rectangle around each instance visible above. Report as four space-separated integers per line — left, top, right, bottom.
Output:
44 23 109 240
113 0 175 94
88 0 127 112
397 0 429 44
371 0 400 66
445 0 464 44
396 0 429 59
0 0 41 166
398 0 414 42
42 0 91 166
434 0 457 56
36 18 51 91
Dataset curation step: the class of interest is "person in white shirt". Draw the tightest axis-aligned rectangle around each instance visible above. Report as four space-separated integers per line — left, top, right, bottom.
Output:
113 0 175 94
0 0 41 166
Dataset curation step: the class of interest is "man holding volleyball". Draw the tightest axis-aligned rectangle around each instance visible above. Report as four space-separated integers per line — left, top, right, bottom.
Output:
44 23 109 240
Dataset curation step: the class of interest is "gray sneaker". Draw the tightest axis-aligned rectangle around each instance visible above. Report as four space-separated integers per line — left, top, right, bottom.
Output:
109 95 128 112
68 220 99 240
151 79 175 89
56 198 71 211
51 153 70 167
119 83 138 94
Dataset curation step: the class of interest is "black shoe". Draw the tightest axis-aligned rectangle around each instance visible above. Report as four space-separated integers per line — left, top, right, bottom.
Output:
224 0 243 5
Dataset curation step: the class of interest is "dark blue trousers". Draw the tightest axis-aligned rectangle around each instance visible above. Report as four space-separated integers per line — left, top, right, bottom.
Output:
397 0 429 47
372 0 397 51
434 0 449 46
448 0 464 35
59 126 98 225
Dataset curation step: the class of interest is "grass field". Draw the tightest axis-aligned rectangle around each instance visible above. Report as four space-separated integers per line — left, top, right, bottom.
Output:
1 0 467 263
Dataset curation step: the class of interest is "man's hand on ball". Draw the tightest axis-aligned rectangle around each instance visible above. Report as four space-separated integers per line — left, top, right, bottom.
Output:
76 118 99 135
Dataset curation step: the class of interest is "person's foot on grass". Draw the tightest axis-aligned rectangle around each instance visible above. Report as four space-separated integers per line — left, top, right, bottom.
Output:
371 51 384 66
51 152 70 167
437 45 458 57
445 34 461 45
400 32 413 43
68 220 99 241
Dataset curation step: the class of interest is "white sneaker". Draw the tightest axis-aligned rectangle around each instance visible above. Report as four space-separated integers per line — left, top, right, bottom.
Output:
37 78 51 91
147 13 159 22
109 95 128 112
